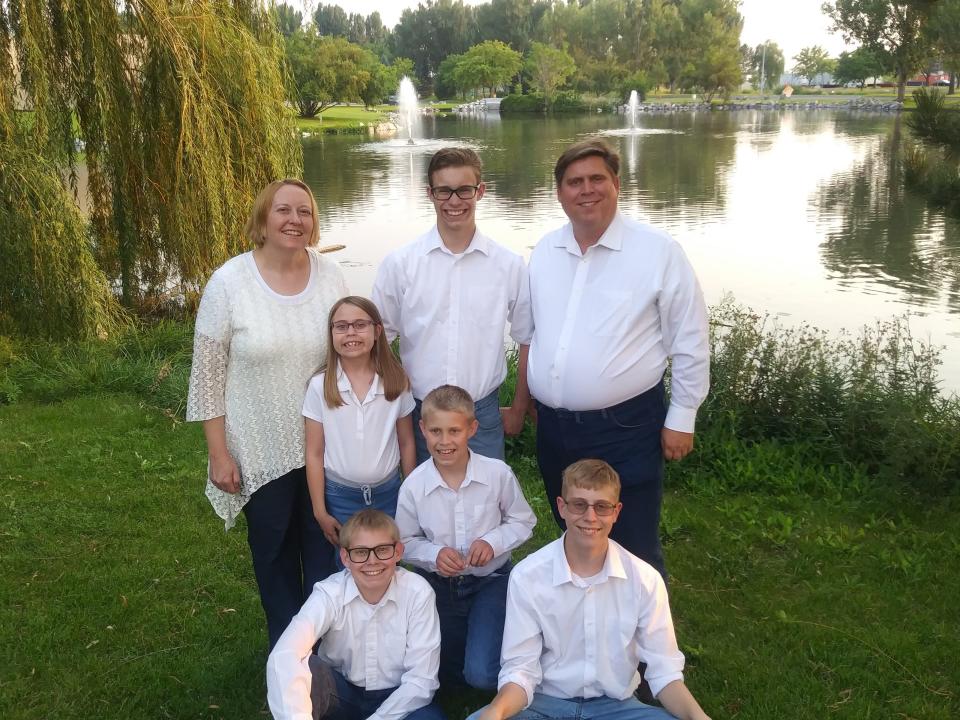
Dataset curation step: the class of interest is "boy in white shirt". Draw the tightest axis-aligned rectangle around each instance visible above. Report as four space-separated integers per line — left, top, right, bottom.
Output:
395 385 537 691
371 147 532 464
468 460 711 720
267 509 446 720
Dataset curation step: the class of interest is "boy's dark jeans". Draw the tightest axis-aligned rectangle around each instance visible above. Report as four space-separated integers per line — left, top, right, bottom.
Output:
417 563 512 690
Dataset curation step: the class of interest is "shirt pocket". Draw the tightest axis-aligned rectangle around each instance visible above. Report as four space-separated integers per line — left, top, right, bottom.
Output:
465 283 507 329
591 289 635 338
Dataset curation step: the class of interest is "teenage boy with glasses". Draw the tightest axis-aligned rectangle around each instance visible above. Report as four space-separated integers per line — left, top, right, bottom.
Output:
467 460 711 720
372 147 533 465
267 509 446 720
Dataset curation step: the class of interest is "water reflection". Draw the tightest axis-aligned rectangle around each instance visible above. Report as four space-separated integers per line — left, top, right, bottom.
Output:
303 111 960 388
817 117 960 312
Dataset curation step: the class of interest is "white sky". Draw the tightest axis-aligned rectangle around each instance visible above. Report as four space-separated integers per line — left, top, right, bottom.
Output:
298 0 853 63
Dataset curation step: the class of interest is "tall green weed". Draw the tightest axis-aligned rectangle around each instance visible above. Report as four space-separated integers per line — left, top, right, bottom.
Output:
699 302 960 492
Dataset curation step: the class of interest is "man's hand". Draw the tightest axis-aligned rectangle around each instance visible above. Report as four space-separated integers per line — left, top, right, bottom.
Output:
500 405 526 436
436 547 467 577
466 539 495 567
209 452 241 493
661 428 694 461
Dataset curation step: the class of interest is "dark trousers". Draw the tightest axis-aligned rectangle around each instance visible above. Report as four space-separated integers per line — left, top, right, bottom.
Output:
535 381 668 578
309 656 447 720
243 466 335 649
418 565 512 690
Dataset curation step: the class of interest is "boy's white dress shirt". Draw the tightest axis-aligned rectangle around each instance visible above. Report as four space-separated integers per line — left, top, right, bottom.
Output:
498 536 686 707
302 363 415 485
371 227 532 401
395 453 536 576
267 568 440 720
512 212 709 432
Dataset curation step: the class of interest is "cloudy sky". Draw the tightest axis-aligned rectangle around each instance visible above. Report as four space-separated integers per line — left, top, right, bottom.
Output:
298 0 853 62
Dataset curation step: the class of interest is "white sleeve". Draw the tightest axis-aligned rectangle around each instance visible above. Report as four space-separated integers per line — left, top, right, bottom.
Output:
508 256 534 346
266 588 337 720
395 482 445 572
636 572 686 697
372 253 402 344
659 241 709 433
506 253 533 345
301 375 327 423
186 271 231 421
398 388 415 417
496 571 543 708
479 467 536 557
368 583 441 720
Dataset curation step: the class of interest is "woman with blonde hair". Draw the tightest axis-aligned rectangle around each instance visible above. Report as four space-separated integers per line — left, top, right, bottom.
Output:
187 178 347 649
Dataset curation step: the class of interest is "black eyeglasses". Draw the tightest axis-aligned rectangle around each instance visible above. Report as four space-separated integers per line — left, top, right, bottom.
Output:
332 319 374 334
429 185 480 200
345 543 398 563
561 498 618 516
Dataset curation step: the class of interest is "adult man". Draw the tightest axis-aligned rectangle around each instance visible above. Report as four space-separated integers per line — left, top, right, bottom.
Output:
372 147 531 464
515 140 709 577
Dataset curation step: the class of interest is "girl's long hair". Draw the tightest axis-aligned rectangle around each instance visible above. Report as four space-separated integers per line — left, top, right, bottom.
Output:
322 296 410 408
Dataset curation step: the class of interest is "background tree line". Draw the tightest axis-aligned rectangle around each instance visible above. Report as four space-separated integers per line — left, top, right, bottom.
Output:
278 0 745 104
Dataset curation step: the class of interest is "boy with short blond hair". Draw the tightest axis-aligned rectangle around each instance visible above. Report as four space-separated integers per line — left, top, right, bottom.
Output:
468 460 711 720
371 147 533 464
267 509 446 720
395 384 537 691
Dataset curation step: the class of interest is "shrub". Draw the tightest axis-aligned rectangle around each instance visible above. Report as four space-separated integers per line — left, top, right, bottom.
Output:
549 91 586 114
499 93 546 114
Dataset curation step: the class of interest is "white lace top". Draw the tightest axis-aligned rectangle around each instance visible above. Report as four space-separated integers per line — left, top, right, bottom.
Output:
187 249 348 529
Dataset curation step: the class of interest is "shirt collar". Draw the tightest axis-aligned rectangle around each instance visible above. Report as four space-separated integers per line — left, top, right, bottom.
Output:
343 569 401 608
555 212 624 256
550 534 627 586
422 451 488 495
335 362 382 401
424 225 490 256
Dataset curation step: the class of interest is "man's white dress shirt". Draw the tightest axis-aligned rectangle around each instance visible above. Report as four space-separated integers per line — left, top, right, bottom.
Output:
513 212 709 432
267 568 440 720
395 453 536 576
498 536 686 707
372 227 532 400
302 363 415 485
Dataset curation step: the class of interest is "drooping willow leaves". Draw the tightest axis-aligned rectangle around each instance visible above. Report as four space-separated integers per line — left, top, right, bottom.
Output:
0 0 301 336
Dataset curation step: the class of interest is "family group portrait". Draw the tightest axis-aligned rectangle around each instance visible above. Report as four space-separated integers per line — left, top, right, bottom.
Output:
2 0 959 719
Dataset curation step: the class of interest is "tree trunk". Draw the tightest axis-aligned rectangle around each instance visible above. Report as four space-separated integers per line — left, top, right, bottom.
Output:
897 67 907 103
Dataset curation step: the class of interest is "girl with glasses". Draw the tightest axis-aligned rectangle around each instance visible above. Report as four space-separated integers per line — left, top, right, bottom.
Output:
302 296 417 565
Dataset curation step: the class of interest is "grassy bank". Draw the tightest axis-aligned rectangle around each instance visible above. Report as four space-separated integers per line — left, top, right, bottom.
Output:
2 309 959 719
296 105 391 135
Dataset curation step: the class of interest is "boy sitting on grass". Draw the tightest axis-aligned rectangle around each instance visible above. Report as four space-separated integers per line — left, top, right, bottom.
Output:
395 384 537 692
267 509 446 720
468 459 711 720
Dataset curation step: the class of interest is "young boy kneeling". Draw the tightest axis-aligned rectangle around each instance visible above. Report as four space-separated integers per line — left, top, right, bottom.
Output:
469 460 711 720
395 384 537 690
267 509 447 720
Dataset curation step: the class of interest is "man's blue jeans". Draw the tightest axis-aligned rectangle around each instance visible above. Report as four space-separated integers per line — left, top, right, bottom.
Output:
466 693 676 720
413 387 505 464
418 564 511 690
308 656 447 720
535 380 668 578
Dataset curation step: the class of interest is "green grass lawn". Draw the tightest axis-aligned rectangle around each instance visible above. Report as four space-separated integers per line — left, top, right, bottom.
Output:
2 392 957 719
296 105 391 134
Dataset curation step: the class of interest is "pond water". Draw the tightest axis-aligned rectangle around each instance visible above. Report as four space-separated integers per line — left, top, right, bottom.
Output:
302 111 960 392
